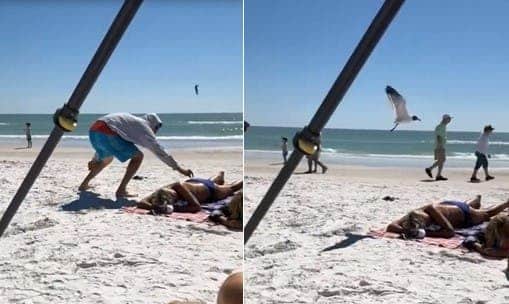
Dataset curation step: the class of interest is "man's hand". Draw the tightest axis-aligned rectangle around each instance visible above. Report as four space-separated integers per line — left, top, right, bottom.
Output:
178 167 194 177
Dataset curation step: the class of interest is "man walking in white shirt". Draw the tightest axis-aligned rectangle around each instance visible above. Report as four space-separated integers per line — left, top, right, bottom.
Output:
470 125 495 183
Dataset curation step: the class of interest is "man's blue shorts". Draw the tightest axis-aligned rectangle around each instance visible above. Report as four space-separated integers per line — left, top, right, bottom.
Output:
89 130 140 162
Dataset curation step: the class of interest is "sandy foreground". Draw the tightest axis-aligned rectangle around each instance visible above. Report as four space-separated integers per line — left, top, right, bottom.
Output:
0 145 242 304
245 155 509 304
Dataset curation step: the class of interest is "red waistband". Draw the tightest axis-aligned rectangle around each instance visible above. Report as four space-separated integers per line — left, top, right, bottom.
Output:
90 120 117 135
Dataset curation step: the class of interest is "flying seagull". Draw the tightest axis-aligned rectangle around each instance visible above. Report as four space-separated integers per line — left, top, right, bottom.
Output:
385 85 421 132
194 84 199 95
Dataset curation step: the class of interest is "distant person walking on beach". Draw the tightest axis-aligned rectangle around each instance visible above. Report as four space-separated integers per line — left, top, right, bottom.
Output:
24 122 32 148
79 113 193 198
281 137 289 164
306 145 328 174
425 114 452 181
470 125 495 183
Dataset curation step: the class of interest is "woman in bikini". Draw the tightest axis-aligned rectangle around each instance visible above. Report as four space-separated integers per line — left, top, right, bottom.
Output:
387 195 509 239
138 171 243 213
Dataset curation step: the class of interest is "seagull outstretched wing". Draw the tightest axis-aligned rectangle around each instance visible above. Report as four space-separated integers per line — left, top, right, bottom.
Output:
385 85 410 122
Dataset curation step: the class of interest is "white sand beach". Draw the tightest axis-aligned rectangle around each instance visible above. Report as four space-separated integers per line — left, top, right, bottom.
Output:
0 144 242 304
245 154 509 304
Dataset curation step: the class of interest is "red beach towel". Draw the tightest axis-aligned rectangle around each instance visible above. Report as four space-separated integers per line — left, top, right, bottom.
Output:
369 229 464 250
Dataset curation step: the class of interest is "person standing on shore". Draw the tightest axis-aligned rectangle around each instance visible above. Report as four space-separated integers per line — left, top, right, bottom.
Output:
425 114 452 181
281 137 289 164
24 122 32 148
78 113 193 198
470 125 495 183
306 145 328 174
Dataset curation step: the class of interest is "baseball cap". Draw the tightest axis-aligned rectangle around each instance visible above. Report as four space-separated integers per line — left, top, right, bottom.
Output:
484 125 494 132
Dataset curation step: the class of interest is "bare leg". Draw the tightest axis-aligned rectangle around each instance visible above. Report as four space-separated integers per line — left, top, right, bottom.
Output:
483 199 509 217
116 152 143 198
483 167 490 178
306 157 313 173
428 161 439 170
471 168 479 180
214 180 243 200
210 171 225 185
78 156 113 191
467 195 481 209
472 199 509 223
316 160 328 173
436 161 444 177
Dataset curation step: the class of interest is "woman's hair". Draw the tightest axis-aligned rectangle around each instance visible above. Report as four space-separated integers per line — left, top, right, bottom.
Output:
154 188 176 206
485 214 509 248
400 210 426 231
228 191 242 221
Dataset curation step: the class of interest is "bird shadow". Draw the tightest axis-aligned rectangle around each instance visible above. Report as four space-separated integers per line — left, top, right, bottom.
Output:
14 147 30 150
60 191 136 212
269 162 285 166
320 233 375 253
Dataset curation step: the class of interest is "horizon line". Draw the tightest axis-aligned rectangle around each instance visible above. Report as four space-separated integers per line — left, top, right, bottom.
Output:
0 112 242 115
247 124 508 133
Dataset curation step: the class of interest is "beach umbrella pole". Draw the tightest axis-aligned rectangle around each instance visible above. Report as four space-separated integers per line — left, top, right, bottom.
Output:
0 0 143 238
244 0 405 244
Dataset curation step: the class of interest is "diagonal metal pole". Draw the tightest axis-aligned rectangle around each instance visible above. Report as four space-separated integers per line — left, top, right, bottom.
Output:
0 0 143 238
244 0 405 244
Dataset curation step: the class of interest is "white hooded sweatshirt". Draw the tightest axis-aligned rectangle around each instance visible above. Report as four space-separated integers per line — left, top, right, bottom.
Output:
98 113 179 170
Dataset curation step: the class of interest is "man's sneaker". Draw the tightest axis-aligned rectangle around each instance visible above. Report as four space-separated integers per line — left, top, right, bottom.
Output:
470 177 481 183
486 175 495 181
425 168 433 178
436 175 448 181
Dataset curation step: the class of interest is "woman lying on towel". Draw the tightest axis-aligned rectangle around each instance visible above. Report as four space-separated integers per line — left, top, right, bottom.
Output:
463 214 509 258
137 171 242 214
387 195 509 239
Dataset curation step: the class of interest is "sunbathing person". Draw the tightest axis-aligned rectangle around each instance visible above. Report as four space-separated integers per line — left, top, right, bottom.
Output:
138 171 242 213
209 190 243 230
463 214 509 258
387 195 509 238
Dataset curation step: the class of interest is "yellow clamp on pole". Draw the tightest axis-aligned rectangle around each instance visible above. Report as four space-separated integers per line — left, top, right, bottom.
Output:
53 104 79 132
293 126 320 156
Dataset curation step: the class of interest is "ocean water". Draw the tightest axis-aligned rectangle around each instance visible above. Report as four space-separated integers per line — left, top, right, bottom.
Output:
0 113 242 149
245 126 509 168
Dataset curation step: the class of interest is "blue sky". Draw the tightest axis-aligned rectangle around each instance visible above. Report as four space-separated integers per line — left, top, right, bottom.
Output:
0 0 242 114
245 0 509 132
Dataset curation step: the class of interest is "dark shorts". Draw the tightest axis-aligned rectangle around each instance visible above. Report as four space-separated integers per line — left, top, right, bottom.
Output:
474 151 488 170
89 130 139 162
441 200 472 228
